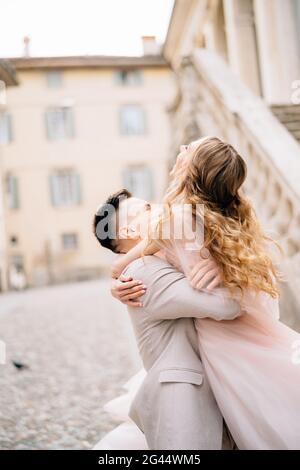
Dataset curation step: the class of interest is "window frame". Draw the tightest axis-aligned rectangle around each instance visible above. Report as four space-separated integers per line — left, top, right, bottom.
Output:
119 104 146 136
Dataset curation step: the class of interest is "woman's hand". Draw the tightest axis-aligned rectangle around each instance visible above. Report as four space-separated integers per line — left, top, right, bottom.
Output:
110 275 147 307
188 258 223 291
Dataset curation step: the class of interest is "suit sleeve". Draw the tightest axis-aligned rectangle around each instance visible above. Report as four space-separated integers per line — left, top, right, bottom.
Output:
124 257 241 322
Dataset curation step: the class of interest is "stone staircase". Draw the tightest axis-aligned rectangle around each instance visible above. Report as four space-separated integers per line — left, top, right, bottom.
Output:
271 105 300 144
169 50 300 328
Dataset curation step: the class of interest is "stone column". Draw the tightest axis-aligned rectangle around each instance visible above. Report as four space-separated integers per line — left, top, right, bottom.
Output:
254 0 300 104
223 0 261 95
179 56 201 142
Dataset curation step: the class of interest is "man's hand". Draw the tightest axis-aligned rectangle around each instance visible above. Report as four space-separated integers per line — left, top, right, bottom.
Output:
111 275 146 307
188 258 222 291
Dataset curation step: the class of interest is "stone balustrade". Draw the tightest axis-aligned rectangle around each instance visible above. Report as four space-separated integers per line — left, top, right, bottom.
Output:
168 49 300 326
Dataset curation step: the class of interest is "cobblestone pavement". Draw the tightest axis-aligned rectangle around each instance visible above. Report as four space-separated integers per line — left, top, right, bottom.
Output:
0 279 141 450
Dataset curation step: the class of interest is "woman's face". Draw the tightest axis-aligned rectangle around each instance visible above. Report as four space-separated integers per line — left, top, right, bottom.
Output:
175 137 206 168
176 143 192 164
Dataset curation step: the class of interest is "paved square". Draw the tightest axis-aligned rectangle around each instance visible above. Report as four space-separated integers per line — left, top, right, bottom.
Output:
0 279 141 449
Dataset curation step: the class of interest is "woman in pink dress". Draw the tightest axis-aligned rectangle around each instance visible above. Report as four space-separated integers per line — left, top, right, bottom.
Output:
157 136 300 449
102 136 300 450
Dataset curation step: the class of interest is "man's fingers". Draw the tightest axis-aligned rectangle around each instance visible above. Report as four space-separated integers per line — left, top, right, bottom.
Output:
118 285 146 298
125 300 143 307
121 290 146 301
116 280 144 291
119 275 133 282
206 274 222 291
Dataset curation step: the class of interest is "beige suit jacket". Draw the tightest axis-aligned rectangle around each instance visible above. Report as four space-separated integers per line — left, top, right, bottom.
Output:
123 256 240 450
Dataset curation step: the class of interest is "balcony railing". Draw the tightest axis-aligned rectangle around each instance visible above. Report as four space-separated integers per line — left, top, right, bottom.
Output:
168 49 300 327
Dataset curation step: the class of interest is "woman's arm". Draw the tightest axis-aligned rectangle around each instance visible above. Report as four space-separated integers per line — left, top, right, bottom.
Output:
111 239 159 279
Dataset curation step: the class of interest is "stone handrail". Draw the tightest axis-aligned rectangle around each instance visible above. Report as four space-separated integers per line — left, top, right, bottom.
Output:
171 49 300 324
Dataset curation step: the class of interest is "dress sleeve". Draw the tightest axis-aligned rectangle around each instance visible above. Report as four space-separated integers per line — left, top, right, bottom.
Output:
154 204 243 305
156 204 207 278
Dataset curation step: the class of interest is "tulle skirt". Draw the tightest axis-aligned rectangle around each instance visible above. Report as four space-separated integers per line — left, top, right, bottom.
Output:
195 293 300 449
93 293 300 450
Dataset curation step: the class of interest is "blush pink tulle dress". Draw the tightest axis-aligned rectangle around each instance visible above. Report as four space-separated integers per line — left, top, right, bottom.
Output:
195 289 300 449
94 242 300 450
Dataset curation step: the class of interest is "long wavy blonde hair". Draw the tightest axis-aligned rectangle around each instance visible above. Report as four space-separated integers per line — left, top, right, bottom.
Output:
153 136 281 298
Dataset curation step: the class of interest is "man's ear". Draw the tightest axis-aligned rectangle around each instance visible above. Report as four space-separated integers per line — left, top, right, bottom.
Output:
119 225 139 240
119 226 129 239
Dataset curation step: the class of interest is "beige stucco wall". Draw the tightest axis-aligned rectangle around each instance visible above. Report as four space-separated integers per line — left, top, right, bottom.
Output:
0 145 7 290
2 66 174 286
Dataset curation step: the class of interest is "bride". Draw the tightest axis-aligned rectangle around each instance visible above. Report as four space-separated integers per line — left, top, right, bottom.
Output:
95 136 300 450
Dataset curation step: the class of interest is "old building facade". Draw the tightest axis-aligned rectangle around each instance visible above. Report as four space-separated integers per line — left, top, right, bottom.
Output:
0 49 174 287
0 60 18 291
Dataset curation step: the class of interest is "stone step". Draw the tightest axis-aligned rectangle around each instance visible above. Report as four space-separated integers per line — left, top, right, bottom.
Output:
272 112 300 121
273 115 300 122
284 121 300 131
271 105 300 145
291 129 300 138
272 104 300 114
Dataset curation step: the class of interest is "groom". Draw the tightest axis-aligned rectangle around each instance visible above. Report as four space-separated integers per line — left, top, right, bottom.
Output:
93 189 240 450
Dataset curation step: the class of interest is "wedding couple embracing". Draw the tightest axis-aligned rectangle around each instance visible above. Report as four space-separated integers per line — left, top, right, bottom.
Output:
92 136 300 450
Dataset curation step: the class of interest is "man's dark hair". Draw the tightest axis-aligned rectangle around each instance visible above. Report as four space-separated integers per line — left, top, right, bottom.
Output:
93 188 132 252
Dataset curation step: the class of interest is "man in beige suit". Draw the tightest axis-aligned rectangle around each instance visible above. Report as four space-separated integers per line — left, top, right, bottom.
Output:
122 255 239 450
93 189 240 450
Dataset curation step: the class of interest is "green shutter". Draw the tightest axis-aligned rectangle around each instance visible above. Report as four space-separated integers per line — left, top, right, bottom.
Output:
12 176 19 209
65 108 75 138
6 114 13 143
74 173 82 204
49 174 59 206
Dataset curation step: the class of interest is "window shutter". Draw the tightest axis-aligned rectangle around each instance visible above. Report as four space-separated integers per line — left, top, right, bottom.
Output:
46 71 63 88
45 111 53 140
73 173 82 204
49 174 60 206
0 113 13 144
114 71 122 85
122 166 153 200
142 166 153 201
6 175 19 209
120 105 146 135
65 108 75 138
122 168 132 190
7 114 13 143
12 176 19 209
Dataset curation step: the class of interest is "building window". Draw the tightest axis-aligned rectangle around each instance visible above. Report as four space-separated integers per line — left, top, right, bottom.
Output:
114 70 143 86
49 171 82 207
0 112 13 144
120 105 146 135
10 236 18 246
62 233 78 250
122 166 153 200
6 174 19 209
8 255 26 290
46 70 63 88
45 107 75 140
9 255 24 273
